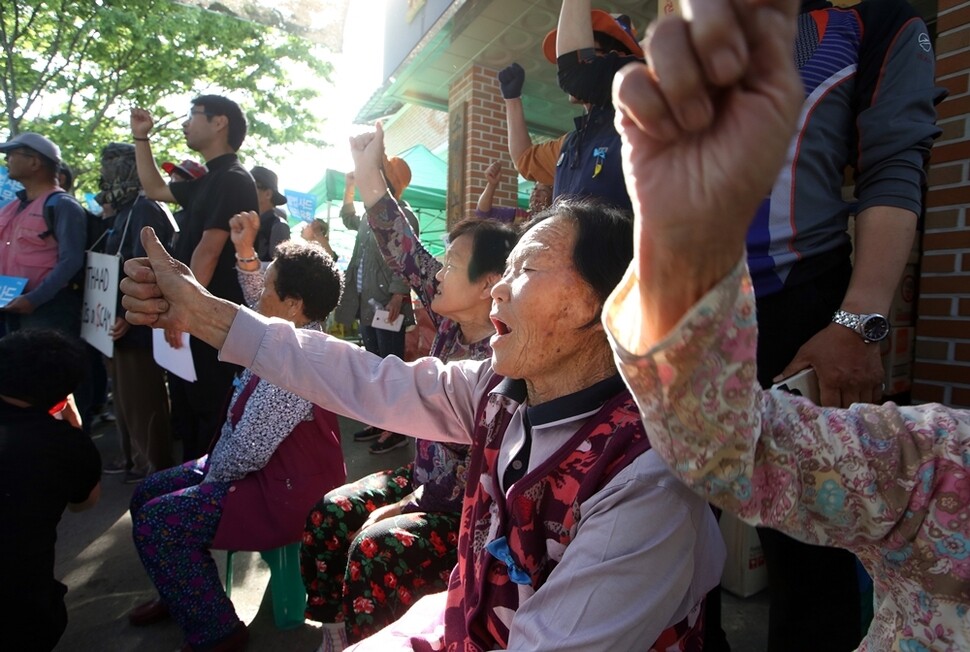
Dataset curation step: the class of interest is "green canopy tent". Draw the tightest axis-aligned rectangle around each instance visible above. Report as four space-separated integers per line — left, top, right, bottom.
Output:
307 144 450 257
305 145 534 259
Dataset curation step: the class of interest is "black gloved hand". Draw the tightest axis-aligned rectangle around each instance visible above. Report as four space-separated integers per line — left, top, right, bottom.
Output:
498 63 526 99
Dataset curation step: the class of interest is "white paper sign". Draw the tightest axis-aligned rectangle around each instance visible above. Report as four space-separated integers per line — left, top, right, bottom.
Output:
80 251 120 358
371 308 404 332
152 329 197 382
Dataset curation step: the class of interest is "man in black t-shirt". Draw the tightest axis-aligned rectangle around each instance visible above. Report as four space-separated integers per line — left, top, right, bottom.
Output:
0 329 101 652
130 95 258 460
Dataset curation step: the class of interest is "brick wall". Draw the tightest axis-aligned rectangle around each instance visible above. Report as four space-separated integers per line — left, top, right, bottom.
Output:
384 104 449 157
447 64 518 225
913 0 970 407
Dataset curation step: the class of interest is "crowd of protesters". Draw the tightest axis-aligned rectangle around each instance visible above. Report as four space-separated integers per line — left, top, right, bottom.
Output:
1 0 960 651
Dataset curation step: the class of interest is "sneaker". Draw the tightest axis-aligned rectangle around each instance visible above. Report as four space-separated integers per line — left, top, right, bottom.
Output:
369 433 408 454
103 460 129 475
352 425 383 442
123 469 147 484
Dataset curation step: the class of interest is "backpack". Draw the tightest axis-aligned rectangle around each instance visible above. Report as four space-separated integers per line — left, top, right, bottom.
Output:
42 190 112 292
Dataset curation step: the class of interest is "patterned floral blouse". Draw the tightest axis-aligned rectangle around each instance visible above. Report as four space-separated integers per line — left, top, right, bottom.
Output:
204 266 321 483
605 259 970 652
366 195 492 513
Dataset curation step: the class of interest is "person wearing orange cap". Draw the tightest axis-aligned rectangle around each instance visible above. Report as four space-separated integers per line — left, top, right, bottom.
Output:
500 4 643 213
333 156 419 454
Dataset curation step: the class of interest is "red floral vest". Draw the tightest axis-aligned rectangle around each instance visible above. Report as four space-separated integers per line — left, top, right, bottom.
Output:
0 189 61 291
413 377 705 651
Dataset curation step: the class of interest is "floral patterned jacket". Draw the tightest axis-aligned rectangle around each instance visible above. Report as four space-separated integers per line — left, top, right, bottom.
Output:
605 259 970 651
366 195 488 514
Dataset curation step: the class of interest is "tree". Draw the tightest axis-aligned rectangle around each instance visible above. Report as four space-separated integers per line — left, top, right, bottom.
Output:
0 0 332 193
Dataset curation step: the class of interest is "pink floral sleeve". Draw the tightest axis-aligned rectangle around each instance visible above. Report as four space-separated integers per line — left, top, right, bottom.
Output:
604 259 970 650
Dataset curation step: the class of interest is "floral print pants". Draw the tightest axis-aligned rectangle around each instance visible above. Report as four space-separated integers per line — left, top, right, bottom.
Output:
300 464 460 643
130 456 237 648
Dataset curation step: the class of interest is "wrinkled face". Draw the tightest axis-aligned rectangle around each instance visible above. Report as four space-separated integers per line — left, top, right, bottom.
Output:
489 215 600 384
182 105 217 152
432 234 488 319
529 184 552 213
256 263 289 320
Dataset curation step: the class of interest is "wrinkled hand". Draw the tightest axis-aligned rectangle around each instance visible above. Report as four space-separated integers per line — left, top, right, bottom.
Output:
130 108 155 139
349 124 386 174
229 211 260 255
2 295 34 314
614 0 803 291
354 501 406 539
386 293 405 323
498 63 526 99
110 316 130 341
485 160 504 185
121 227 210 332
776 323 885 407
164 327 184 349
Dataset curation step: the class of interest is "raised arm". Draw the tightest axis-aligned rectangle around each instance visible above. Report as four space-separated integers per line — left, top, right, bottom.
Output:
476 160 503 214
229 211 265 308
340 172 361 231
130 109 176 204
352 124 443 320
498 63 546 182
555 0 594 56
610 0 802 342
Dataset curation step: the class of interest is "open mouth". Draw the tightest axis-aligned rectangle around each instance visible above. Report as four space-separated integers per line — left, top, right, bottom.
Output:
491 316 511 336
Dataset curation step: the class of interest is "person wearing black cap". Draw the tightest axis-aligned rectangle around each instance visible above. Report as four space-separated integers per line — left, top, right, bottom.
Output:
250 165 291 261
0 132 87 336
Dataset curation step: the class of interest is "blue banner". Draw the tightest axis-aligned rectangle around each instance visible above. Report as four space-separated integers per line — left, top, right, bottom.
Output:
0 166 24 209
284 189 318 223
0 275 28 308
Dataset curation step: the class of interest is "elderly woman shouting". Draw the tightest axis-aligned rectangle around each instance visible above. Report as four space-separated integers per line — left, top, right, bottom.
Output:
119 128 723 651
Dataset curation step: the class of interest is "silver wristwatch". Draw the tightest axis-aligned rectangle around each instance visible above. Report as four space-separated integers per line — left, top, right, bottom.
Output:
832 309 890 344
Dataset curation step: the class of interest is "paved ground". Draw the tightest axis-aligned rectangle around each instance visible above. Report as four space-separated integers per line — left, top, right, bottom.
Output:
52 415 768 651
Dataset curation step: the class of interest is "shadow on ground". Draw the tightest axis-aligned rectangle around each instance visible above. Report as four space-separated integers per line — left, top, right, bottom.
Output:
54 414 770 651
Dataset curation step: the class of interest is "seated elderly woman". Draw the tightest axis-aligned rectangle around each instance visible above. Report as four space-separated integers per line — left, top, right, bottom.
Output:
602 2 969 651
119 127 724 650
126 238 346 651
301 125 519 650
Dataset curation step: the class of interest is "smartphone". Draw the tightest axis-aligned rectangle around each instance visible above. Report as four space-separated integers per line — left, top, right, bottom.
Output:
770 368 820 405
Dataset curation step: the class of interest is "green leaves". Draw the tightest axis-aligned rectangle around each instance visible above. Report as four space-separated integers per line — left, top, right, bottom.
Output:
1 0 332 193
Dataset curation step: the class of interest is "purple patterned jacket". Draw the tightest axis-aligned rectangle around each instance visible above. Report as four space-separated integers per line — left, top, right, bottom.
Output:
366 196 490 513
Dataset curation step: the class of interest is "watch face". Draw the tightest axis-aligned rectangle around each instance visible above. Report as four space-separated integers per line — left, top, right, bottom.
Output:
861 315 890 342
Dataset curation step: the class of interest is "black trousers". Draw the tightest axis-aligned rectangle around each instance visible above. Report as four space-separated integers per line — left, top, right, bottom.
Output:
754 258 862 652
175 337 238 461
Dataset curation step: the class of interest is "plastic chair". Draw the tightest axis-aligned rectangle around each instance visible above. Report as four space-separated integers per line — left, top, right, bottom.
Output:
225 542 306 630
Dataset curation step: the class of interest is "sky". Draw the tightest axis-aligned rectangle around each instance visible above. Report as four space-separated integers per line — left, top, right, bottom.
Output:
273 1 387 196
